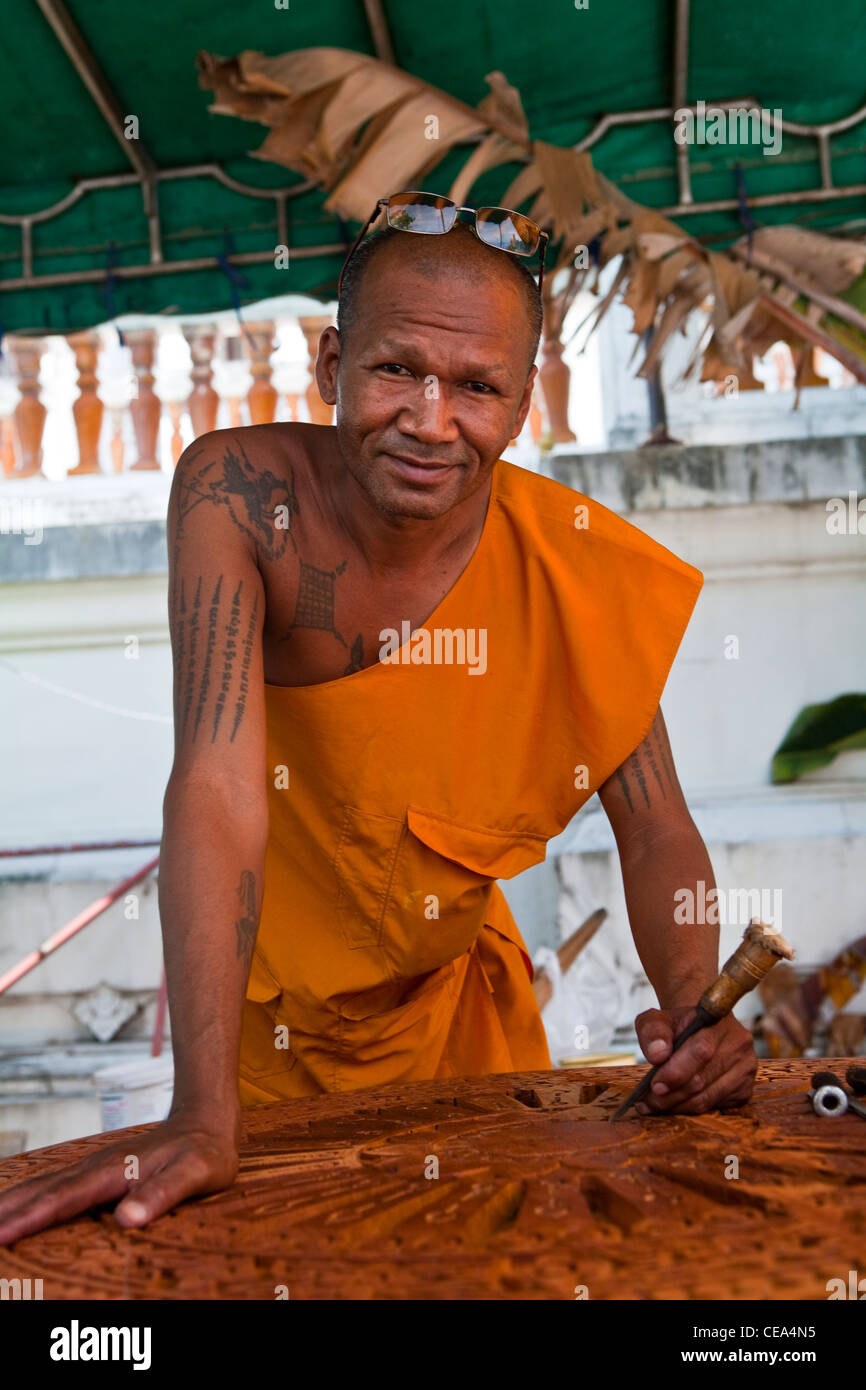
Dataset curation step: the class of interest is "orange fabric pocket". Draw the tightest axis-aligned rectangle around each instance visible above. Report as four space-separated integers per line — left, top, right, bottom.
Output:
384 806 548 979
331 800 549 979
333 805 405 950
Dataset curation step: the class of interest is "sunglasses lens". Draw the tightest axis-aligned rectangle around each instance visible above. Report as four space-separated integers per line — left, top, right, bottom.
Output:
387 192 457 234
476 207 539 256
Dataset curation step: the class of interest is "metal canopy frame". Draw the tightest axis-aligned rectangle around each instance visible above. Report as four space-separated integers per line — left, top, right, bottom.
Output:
2 0 864 298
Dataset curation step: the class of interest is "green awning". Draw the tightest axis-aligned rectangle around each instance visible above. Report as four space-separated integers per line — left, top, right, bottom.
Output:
1 0 864 334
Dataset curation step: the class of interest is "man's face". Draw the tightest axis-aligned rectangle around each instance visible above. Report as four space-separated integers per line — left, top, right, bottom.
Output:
317 246 537 521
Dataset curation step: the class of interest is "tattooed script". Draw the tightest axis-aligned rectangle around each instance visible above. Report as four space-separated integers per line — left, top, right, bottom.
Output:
173 575 259 745
613 709 677 813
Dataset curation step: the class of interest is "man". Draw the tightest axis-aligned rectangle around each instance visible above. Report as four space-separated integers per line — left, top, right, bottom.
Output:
0 195 756 1244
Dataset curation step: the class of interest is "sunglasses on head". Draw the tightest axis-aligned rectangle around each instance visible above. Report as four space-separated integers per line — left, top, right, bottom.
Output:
337 190 549 297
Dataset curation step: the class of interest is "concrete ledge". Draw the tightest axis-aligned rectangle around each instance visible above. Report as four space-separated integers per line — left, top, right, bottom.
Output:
0 520 168 584
560 784 866 854
551 433 866 512
3 434 864 582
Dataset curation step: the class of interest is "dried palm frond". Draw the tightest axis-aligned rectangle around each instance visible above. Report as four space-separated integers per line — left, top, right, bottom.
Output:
198 46 866 388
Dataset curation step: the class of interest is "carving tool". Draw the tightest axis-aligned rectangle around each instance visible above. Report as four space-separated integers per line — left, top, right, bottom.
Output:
610 919 794 1122
809 1068 866 1120
809 1073 849 1117
845 1064 866 1096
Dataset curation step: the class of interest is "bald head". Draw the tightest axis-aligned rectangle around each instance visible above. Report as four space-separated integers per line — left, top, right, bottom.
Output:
337 221 542 375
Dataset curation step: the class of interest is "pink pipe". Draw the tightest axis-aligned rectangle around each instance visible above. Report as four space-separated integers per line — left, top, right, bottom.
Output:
0 839 160 859
0 855 160 996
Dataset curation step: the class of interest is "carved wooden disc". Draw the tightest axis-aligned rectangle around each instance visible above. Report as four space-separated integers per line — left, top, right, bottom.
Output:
0 1060 863 1300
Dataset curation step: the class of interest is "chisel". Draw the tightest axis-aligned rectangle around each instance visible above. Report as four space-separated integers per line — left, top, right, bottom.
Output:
610 918 794 1122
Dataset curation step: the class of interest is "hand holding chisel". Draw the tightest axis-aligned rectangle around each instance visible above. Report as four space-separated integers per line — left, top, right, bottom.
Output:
611 918 794 1122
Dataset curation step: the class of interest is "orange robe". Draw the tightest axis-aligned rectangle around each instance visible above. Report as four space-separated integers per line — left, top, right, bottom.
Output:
238 458 703 1102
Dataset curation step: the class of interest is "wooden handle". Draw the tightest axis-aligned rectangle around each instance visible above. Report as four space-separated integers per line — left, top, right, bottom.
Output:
533 908 607 1010
698 918 795 1020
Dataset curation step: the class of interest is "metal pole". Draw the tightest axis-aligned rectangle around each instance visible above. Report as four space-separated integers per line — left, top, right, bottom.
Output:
0 855 159 996
673 0 693 206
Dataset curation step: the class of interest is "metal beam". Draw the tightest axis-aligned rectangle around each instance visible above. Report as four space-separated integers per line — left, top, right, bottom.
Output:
672 0 692 205
3 162 866 296
33 0 163 261
0 242 348 294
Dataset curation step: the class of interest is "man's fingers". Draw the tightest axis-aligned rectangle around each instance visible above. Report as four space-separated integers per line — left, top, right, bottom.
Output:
115 1151 220 1229
650 1024 718 1094
0 1155 129 1246
654 1055 756 1115
634 1008 679 1064
645 1070 712 1113
643 1027 757 1115
0 1122 239 1246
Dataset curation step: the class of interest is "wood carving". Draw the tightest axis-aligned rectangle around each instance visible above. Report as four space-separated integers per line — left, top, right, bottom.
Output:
0 1059 863 1300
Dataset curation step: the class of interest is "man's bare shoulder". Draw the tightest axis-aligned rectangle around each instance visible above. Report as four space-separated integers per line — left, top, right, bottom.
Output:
212 420 332 473
169 422 330 563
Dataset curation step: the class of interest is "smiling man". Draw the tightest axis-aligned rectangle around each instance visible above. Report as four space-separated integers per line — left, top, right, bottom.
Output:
0 195 756 1244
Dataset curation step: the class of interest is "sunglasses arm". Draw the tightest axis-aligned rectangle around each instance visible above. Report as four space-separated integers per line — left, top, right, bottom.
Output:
338 199 387 296
537 232 549 297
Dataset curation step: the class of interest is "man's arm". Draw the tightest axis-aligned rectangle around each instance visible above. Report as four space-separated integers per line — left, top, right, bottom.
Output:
141 432 270 1197
0 433 273 1242
597 705 757 1114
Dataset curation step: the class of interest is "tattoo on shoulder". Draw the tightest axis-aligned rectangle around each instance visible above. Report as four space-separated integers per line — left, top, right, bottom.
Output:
174 439 299 562
234 869 259 970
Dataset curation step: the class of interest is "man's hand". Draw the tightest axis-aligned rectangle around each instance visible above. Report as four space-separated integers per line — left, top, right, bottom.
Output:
633 1008 757 1115
0 1112 239 1246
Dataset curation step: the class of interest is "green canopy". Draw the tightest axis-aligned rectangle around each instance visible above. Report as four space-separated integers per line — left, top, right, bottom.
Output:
2 0 864 334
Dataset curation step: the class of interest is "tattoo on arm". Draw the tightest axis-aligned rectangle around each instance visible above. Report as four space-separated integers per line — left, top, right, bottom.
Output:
234 869 259 970
615 711 679 813
191 575 222 743
614 766 634 813
230 592 259 743
212 581 242 741
180 577 203 741
172 572 260 748
170 440 286 749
